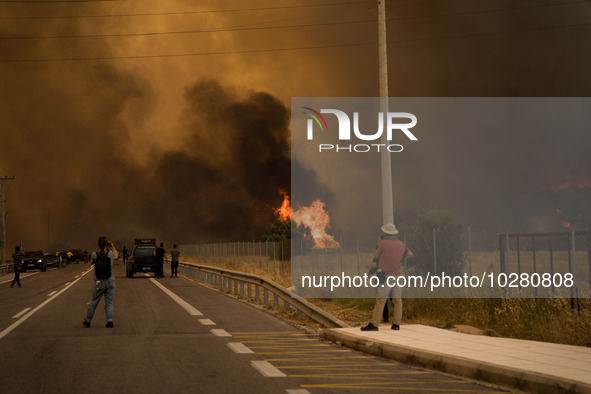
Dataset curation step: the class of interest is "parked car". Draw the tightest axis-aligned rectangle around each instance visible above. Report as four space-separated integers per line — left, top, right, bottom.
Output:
22 251 46 272
43 252 61 268
126 238 157 278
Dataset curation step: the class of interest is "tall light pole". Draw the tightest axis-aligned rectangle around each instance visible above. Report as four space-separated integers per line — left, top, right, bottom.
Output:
1 176 15 264
378 0 394 226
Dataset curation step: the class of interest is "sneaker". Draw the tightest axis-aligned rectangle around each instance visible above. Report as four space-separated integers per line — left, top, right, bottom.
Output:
106 321 114 328
10 283 13 288
83 320 91 328
360 322 378 331
391 324 400 330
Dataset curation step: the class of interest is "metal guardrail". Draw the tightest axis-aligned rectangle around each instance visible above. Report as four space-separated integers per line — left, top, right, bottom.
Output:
167 260 349 329
0 264 14 276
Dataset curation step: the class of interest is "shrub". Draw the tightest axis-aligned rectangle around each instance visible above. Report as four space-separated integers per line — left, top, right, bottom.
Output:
401 210 465 276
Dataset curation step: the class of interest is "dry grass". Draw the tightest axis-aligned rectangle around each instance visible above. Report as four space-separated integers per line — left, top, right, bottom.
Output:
183 251 591 347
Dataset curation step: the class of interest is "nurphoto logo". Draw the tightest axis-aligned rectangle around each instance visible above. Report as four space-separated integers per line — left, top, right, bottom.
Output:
303 107 418 153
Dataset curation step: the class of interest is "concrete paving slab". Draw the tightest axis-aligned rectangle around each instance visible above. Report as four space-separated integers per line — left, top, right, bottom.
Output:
322 324 591 394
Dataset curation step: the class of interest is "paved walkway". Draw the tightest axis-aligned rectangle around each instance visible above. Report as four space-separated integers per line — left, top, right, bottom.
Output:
322 324 591 394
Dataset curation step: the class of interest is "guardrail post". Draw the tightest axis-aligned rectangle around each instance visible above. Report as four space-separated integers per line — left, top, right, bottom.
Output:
247 283 252 300
284 300 290 312
240 281 244 297
255 285 260 303
263 288 269 305
274 294 279 308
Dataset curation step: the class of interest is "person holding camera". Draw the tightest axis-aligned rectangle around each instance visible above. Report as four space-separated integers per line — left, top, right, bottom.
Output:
83 236 119 328
361 224 412 332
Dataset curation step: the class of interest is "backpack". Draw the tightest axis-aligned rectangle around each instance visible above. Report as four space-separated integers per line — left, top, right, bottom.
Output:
94 250 112 279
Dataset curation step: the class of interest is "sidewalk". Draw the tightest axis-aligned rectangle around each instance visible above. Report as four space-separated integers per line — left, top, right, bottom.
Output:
322 324 591 394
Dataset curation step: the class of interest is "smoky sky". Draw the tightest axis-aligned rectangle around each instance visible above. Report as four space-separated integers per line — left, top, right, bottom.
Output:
2 0 591 250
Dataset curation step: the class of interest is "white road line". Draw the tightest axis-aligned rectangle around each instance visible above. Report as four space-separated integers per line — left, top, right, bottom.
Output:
0 271 40 284
227 342 254 354
251 360 286 377
210 329 232 337
198 319 216 326
64 282 71 286
148 277 203 316
286 390 311 394
0 270 93 340
12 308 31 319
47 291 57 297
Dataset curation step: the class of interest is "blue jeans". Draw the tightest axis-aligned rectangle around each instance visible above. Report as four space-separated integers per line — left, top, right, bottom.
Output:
11 267 21 287
86 278 116 322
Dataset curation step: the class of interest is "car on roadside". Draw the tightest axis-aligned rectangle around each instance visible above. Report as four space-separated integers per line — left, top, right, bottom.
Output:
126 238 157 278
43 252 61 268
22 250 46 272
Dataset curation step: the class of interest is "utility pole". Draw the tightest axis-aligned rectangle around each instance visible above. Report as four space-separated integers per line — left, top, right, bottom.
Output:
1 176 15 264
47 212 50 251
378 0 394 226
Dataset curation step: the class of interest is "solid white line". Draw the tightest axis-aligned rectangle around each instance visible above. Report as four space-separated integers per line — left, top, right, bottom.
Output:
47 291 57 297
251 360 286 377
286 390 311 394
148 277 203 316
12 308 31 319
0 271 40 284
210 329 232 337
198 319 216 326
0 270 93 340
64 282 71 286
227 342 254 354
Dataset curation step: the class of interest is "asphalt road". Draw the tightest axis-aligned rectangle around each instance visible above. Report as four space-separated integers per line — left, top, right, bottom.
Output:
0 264 506 393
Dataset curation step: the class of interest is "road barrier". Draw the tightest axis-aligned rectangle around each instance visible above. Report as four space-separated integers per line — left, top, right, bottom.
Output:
0 264 14 276
166 260 349 329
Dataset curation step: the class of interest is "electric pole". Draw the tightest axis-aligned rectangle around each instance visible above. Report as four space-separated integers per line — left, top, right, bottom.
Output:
378 0 394 226
1 176 15 264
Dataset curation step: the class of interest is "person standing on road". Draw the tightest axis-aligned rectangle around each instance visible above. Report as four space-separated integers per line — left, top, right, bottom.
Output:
170 244 180 278
122 246 128 266
83 236 118 328
154 242 165 278
10 246 24 288
361 224 412 332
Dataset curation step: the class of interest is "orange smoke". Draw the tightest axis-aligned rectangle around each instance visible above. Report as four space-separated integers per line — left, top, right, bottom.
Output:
292 199 340 249
274 190 291 221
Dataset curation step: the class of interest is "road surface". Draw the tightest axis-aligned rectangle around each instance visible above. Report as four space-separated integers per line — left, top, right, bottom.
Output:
0 264 505 393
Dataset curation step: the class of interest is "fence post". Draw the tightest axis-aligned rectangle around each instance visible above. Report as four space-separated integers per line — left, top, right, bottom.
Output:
499 234 506 274
432 228 437 275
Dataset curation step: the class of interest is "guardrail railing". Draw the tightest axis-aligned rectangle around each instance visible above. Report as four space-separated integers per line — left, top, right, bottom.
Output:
166 260 348 329
0 264 14 276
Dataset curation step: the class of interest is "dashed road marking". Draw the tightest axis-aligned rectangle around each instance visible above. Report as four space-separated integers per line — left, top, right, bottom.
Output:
47 291 57 297
285 390 311 394
251 360 286 377
227 342 254 354
148 277 203 316
198 319 216 326
12 308 31 319
210 329 232 337
0 271 39 284
0 270 92 340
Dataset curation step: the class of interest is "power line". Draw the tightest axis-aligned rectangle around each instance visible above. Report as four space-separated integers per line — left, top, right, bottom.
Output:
0 18 377 40
2 16 590 63
1 0 586 40
0 0 371 20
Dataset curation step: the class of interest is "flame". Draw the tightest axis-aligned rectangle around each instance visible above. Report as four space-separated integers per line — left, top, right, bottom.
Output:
553 178 591 192
274 190 291 221
292 199 340 249
562 220 572 228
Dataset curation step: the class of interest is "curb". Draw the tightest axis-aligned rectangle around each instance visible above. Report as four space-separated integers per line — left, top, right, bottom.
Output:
322 328 591 394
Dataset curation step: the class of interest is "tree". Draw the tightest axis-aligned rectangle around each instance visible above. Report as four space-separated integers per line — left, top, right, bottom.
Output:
261 219 291 242
400 210 465 276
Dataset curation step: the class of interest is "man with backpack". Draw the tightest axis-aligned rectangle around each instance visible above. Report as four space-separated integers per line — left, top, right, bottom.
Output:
83 236 118 328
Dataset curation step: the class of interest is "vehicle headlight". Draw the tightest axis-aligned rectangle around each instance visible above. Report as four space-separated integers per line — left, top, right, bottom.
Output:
37 259 42 263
